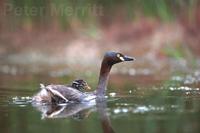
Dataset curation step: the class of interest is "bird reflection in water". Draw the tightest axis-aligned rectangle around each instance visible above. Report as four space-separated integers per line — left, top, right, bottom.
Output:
32 97 115 133
96 98 115 133
32 101 95 119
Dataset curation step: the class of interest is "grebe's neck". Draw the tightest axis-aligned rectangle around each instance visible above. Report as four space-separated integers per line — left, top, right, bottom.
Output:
96 60 112 96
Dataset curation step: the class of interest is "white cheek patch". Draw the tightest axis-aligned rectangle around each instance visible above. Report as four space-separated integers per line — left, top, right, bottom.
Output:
119 56 125 61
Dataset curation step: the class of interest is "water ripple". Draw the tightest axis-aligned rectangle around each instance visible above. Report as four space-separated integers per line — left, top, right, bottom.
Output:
11 96 32 107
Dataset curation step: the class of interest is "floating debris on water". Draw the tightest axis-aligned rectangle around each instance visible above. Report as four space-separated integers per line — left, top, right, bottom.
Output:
185 92 190 95
113 108 121 114
109 92 116 97
122 108 128 113
134 105 165 113
115 103 133 106
169 86 199 91
11 96 32 106
19 105 26 107
112 105 165 114
133 106 149 113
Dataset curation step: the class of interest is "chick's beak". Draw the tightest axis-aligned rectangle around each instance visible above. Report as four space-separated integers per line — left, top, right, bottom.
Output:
84 85 91 90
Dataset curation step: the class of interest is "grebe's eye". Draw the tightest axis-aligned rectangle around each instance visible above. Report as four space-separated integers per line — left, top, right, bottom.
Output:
117 54 125 61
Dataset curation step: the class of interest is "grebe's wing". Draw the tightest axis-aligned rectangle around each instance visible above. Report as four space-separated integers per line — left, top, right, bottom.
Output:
45 85 86 103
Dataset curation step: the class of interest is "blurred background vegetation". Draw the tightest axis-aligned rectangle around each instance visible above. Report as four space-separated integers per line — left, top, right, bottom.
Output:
0 0 200 75
1 0 199 28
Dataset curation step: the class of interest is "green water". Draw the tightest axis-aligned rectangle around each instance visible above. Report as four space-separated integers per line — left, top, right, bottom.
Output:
0 70 200 133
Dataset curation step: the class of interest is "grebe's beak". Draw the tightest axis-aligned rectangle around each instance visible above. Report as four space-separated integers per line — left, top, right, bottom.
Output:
123 56 135 61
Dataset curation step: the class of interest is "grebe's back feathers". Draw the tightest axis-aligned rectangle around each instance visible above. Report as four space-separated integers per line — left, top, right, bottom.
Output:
45 85 86 102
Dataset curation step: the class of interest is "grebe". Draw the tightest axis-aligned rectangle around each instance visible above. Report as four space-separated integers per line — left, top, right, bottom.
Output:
32 51 134 103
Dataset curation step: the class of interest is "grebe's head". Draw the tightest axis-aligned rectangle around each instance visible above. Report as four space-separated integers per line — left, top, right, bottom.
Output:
103 51 135 66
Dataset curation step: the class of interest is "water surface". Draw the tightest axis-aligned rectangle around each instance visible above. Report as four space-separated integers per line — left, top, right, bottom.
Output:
0 70 200 133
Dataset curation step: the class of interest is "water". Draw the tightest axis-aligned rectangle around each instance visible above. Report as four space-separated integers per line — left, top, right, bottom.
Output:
0 70 200 133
